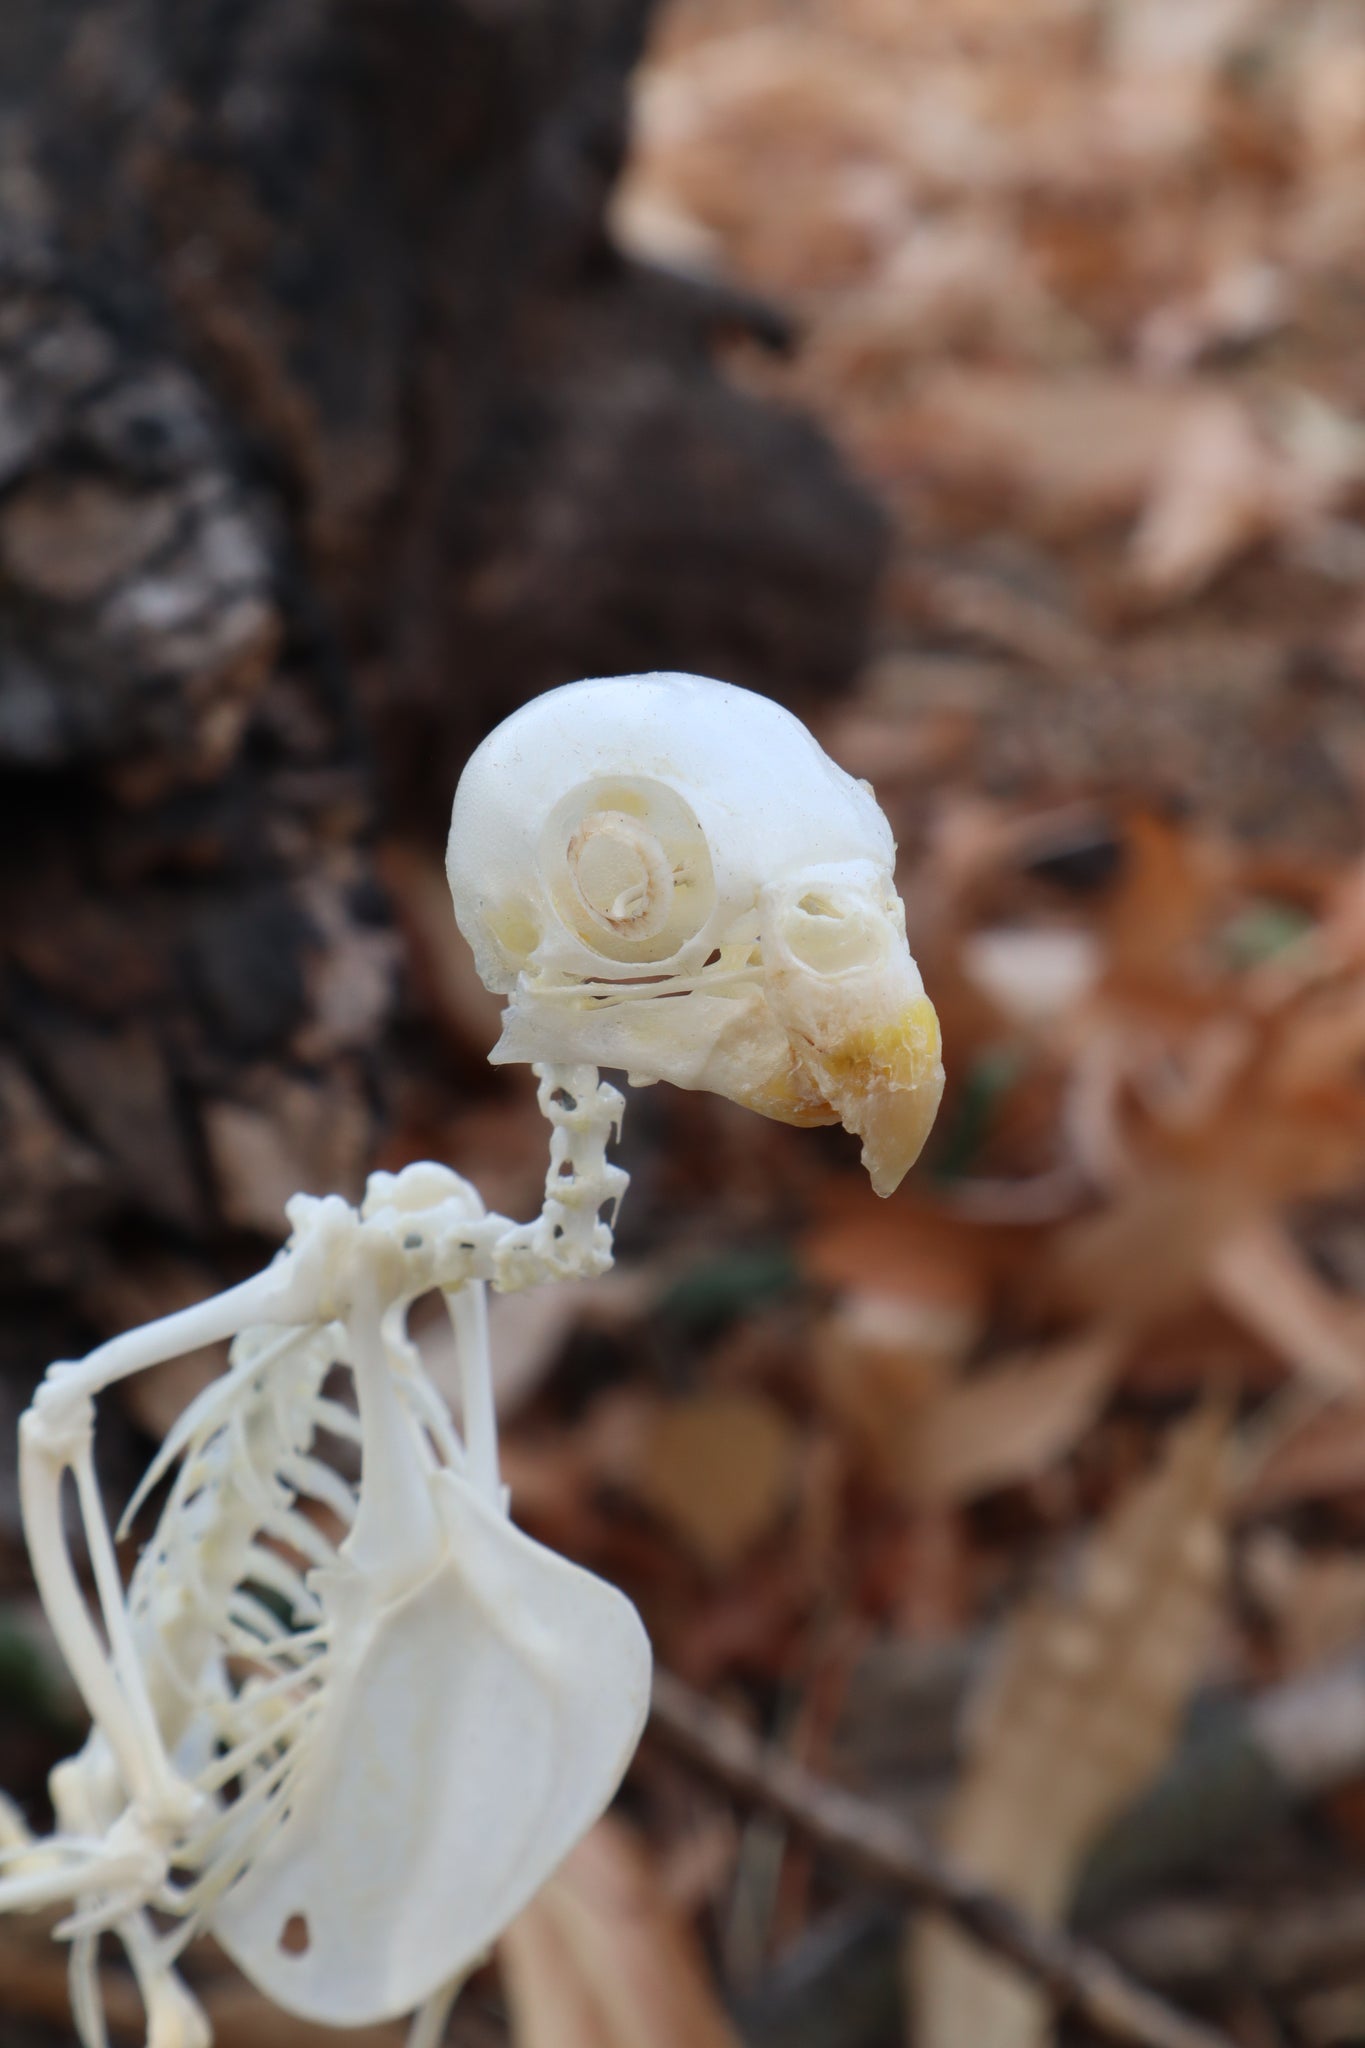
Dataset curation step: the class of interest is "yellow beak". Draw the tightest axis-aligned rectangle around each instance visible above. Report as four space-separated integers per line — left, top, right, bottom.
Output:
740 867 945 1196
787 993 943 1196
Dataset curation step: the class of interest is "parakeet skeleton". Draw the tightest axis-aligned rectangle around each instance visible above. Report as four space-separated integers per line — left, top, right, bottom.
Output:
0 674 943 2046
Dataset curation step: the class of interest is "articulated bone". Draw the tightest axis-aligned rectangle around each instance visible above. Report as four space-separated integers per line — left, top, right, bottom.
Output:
3 674 942 2048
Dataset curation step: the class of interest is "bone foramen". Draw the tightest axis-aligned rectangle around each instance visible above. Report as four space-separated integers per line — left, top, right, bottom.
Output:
1 672 943 2047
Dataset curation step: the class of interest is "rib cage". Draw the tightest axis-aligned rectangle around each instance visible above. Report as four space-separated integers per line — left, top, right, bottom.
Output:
116 1319 363 1946
7 1068 648 2048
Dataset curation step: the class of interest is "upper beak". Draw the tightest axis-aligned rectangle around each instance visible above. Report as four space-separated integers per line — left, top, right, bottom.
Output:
784 988 942 1197
751 867 945 1196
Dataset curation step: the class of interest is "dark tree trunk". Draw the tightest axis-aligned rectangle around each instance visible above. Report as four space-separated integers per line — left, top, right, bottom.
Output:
0 0 886 1362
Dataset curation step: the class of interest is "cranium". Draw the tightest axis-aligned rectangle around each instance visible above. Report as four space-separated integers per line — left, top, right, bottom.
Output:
448 671 944 1194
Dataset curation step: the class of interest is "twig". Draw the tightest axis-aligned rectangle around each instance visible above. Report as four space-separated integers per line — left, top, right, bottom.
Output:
648 1669 1236 2048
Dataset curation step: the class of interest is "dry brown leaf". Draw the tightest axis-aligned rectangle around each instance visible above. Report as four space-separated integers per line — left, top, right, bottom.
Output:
37 1018 202 1231
1044 1168 1252 1327
909 1404 1230 2048
501 1818 742 2048
1239 1397 1365 1514
203 1078 369 1239
1100 810 1233 982
803 1193 990 1320
820 702 979 789
815 1291 962 1491
883 371 1200 533
1044 1023 1365 1326
1244 1531 1365 1675
902 1331 1125 1507
1209 1216 1365 1396
292 867 402 1065
623 27 916 298
817 1297 1120 1506
632 1390 799 1571
1264 978 1365 1096
1130 393 1288 597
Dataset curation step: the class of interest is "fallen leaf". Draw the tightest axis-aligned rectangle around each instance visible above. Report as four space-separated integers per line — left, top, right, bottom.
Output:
35 1019 202 1231
501 1818 742 2048
1239 1397 1365 1515
909 1404 1229 2048
1243 1531 1365 1675
0 1054 103 1270
802 1192 989 1320
631 1390 800 1571
293 868 402 1063
1099 810 1233 982
902 1331 1125 1506
1044 1167 1251 1327
1130 393 1287 598
1210 1216 1365 1396
815 1290 962 1493
203 1078 369 1239
883 371 1201 535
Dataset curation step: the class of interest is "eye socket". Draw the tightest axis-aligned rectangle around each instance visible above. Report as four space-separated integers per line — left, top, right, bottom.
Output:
569 811 675 938
780 898 886 976
542 776 716 964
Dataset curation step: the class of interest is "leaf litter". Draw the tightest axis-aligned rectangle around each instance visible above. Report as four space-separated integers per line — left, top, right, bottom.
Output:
493 1 1365 2042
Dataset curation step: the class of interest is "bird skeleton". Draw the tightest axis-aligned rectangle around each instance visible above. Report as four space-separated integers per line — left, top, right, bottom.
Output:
0 674 943 2047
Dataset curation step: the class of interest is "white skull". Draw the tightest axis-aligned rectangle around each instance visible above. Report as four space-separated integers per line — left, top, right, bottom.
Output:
447 673 943 1194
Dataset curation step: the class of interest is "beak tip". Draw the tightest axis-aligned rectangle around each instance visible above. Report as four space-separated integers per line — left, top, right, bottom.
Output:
858 1059 945 1197
866 1158 905 1199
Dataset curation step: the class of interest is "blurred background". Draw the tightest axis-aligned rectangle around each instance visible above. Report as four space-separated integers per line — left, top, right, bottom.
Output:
5 0 1365 2042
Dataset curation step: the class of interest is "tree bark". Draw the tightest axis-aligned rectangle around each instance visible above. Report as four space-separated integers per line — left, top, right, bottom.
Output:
0 0 886 1351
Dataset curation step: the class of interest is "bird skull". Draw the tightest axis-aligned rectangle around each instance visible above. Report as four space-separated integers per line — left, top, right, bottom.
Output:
447 673 943 1194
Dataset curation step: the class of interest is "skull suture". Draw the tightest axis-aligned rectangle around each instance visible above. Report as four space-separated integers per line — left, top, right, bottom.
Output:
448 672 944 1194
